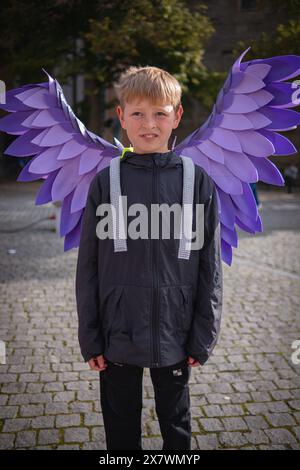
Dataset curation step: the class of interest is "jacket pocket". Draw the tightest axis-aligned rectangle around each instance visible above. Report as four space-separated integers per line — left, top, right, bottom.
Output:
179 285 194 332
160 285 194 334
102 285 124 338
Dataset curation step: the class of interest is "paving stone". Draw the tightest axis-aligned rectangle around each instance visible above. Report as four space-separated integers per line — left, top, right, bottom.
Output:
83 412 102 426
199 418 224 432
53 391 75 402
30 416 55 429
26 383 44 393
56 414 81 428
265 412 297 427
69 402 93 414
38 429 60 445
244 416 269 430
0 406 18 419
243 430 270 445
1 383 26 394
219 432 248 448
20 405 44 417
3 418 31 432
0 395 8 406
290 426 300 441
45 403 69 415
44 382 64 392
288 400 300 411
91 426 106 442
195 434 220 450
64 427 90 443
0 433 15 449
15 431 37 448
222 417 249 431
264 429 297 445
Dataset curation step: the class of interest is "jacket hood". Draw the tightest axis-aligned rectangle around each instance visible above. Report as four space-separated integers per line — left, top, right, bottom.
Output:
121 149 182 170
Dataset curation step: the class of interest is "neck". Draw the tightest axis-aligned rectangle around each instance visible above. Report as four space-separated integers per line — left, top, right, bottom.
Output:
133 148 170 154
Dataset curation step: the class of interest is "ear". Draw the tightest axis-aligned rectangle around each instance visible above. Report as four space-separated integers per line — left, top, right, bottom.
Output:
116 105 126 129
172 104 184 129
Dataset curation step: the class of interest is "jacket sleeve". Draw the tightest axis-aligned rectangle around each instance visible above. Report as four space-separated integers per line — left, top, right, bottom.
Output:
185 176 223 366
75 174 104 363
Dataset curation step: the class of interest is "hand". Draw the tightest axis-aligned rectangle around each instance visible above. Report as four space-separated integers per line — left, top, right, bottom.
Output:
187 356 201 367
88 354 107 372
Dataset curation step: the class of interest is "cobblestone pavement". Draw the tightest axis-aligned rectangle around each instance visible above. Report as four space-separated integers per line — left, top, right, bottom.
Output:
0 181 299 450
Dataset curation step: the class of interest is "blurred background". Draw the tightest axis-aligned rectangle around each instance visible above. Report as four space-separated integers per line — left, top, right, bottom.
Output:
0 0 299 185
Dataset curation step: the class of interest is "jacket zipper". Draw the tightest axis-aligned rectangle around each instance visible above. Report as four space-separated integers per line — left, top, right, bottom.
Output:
151 162 160 367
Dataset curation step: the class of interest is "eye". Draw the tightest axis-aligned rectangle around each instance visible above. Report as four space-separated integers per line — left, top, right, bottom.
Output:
157 112 167 116
132 112 142 116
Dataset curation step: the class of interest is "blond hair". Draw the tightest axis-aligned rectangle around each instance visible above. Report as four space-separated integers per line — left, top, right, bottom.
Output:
114 66 182 112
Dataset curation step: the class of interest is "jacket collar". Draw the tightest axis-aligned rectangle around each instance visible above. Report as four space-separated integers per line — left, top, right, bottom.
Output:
121 149 182 169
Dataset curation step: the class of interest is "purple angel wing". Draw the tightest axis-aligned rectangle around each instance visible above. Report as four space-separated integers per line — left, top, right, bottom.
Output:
174 47 300 265
0 70 123 250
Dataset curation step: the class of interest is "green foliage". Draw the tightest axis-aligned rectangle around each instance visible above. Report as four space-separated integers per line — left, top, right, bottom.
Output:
234 0 300 57
84 0 214 89
186 68 227 111
0 1 217 123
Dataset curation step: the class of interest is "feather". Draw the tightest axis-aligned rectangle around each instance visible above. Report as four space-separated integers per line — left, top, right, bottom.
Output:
175 47 300 264
0 70 120 249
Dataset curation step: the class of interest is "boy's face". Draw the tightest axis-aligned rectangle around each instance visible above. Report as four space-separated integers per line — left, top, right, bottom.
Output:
116 98 183 154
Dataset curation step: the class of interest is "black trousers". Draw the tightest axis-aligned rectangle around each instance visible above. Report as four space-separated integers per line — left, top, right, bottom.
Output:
99 357 192 450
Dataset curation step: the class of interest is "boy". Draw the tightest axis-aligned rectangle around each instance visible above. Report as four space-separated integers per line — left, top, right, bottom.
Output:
75 66 223 450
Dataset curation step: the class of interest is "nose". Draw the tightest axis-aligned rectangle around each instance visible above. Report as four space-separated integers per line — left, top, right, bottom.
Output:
141 116 157 129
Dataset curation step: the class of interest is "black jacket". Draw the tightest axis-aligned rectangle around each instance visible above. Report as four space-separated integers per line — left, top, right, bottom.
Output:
75 150 223 368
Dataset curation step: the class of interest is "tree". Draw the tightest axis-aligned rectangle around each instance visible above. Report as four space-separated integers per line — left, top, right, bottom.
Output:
0 1 215 133
234 0 300 57
83 0 215 130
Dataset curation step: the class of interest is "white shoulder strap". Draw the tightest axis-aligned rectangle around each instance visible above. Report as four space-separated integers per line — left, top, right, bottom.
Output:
109 156 127 252
109 155 195 259
178 156 195 260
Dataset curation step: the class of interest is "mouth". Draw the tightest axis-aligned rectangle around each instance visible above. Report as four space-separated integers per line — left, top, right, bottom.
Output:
140 134 158 140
